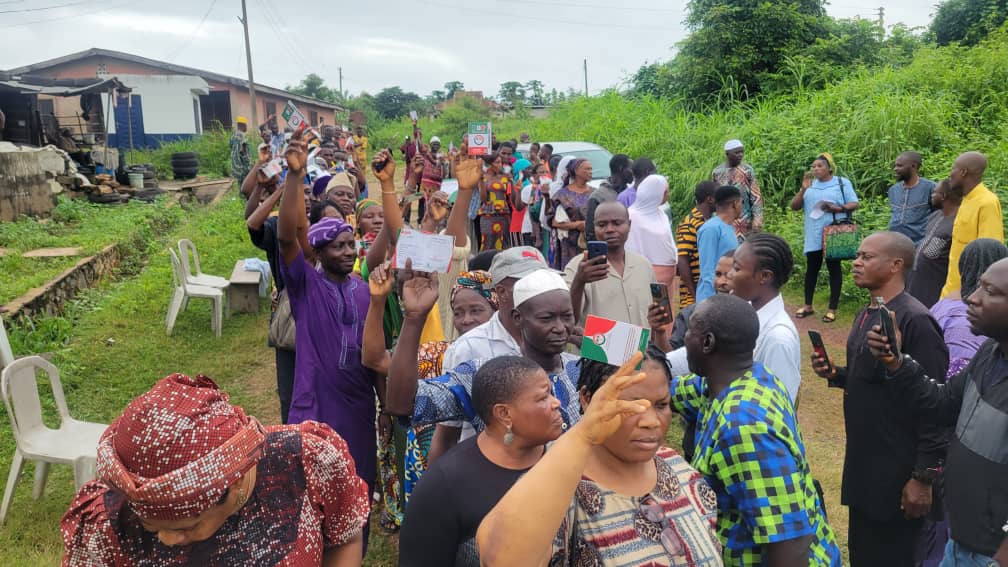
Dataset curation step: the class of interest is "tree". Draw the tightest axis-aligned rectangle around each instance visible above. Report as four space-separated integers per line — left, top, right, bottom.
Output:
930 0 1007 45
525 80 546 105
373 86 423 119
286 73 338 103
429 89 446 103
671 0 827 101
443 81 465 100
498 81 526 107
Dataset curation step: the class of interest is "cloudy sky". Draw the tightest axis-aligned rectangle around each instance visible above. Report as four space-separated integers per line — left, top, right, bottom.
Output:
1 0 936 99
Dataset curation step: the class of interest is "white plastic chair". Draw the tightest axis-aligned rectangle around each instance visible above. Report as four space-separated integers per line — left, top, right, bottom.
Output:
178 239 230 289
1 356 107 524
167 248 224 337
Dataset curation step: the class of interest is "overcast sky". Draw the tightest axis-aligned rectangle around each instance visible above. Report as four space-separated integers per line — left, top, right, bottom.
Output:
1 0 936 99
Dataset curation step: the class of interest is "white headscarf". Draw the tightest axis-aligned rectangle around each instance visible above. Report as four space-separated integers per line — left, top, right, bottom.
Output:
626 174 677 266
543 155 577 225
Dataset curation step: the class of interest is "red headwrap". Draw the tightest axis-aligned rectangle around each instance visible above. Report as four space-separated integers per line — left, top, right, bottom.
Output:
95 373 265 520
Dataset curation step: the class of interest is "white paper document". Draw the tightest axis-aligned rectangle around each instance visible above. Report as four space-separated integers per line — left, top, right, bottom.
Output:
393 227 456 273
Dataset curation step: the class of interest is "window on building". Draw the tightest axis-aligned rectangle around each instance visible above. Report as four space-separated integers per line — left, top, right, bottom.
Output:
193 99 202 134
309 110 318 126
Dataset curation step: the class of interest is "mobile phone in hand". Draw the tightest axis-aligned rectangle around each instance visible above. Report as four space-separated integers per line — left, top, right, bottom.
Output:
372 148 391 174
808 330 831 368
650 283 671 314
586 241 607 260
876 298 901 358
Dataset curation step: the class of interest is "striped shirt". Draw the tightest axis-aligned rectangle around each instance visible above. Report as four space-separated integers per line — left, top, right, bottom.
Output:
675 207 706 308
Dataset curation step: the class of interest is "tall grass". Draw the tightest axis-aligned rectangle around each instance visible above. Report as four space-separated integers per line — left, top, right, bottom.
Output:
131 129 232 179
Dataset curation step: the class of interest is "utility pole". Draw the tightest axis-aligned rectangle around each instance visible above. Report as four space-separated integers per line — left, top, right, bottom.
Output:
583 58 588 97
875 6 885 32
338 66 343 101
239 0 258 128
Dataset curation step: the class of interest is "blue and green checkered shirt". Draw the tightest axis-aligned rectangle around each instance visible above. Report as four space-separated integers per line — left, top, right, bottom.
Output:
671 363 841 565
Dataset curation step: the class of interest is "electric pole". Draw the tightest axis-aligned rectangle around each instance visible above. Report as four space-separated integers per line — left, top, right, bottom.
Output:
583 58 588 97
338 66 343 101
876 6 885 31
239 0 258 128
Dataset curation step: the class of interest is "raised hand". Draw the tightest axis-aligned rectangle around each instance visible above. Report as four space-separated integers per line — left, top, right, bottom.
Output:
456 156 482 191
400 258 440 319
284 131 307 173
572 352 650 446
426 191 449 223
575 253 608 285
368 261 394 299
372 149 395 183
411 154 425 177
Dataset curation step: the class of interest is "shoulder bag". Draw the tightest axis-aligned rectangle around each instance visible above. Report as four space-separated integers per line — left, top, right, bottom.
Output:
268 288 297 351
822 177 861 261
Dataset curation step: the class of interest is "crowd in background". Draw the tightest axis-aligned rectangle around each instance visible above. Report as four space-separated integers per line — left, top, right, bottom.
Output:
57 117 1008 567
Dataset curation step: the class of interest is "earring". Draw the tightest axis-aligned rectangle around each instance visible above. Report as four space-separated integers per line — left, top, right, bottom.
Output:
503 425 514 445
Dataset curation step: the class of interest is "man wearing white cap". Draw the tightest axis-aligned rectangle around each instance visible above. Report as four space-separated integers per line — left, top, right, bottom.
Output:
384 265 582 438
713 139 763 236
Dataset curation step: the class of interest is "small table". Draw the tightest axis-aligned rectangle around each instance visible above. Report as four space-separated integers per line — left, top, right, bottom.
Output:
228 261 263 314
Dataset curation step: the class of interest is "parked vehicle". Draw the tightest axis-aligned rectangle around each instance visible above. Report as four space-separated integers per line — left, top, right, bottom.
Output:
517 141 613 188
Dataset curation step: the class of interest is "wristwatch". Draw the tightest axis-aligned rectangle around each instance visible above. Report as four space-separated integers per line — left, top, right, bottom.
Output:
911 468 939 484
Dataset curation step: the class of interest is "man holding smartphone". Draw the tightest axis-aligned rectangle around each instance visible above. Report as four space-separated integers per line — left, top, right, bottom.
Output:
811 231 949 566
564 201 655 327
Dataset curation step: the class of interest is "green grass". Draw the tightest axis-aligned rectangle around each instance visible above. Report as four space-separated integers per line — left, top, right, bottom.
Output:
130 129 233 180
0 197 183 305
0 191 401 565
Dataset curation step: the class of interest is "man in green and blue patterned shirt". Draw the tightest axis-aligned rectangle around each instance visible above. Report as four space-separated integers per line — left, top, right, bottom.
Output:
672 294 841 565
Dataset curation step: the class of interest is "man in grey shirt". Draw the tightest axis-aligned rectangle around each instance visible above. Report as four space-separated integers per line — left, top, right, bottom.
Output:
889 150 937 244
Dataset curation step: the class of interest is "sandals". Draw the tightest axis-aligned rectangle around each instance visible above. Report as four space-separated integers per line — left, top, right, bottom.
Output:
795 307 815 319
822 311 837 323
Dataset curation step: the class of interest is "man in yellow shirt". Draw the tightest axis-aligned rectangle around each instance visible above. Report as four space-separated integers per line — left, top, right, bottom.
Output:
941 151 1004 297
352 125 368 168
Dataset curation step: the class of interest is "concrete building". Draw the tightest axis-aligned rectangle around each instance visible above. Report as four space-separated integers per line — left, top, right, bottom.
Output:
5 48 342 147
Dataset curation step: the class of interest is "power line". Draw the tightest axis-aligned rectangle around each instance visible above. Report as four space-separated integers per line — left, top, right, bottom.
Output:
252 0 314 76
0 0 94 13
0 0 142 29
495 0 683 13
165 0 220 61
415 0 673 30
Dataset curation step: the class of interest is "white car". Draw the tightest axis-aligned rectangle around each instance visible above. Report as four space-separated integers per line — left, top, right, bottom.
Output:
517 141 614 189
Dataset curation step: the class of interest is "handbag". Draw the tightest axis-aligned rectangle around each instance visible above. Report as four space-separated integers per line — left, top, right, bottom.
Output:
821 177 860 261
268 288 297 351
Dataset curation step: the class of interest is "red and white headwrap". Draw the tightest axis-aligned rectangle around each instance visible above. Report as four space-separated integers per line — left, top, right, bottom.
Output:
95 373 265 521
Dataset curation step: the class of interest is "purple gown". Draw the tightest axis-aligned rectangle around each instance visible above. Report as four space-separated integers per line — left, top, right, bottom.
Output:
280 251 376 494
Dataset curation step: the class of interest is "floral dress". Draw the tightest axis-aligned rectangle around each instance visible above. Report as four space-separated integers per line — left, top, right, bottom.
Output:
549 186 590 269
479 173 513 251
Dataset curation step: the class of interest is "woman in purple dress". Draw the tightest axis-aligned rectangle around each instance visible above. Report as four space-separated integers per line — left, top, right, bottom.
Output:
277 135 380 550
548 158 592 268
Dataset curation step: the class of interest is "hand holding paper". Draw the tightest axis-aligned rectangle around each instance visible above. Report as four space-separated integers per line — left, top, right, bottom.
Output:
393 227 456 273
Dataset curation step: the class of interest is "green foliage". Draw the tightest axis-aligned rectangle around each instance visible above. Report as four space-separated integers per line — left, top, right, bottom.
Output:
130 129 231 179
372 86 424 120
285 72 340 103
443 81 465 99
930 0 1008 45
672 0 827 101
498 81 526 108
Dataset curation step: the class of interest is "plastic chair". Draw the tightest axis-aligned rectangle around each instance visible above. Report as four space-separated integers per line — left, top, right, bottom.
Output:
177 239 230 289
1 356 107 524
167 248 224 337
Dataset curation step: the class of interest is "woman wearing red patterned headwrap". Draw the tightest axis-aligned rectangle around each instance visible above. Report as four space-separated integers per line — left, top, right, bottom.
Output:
60 374 370 566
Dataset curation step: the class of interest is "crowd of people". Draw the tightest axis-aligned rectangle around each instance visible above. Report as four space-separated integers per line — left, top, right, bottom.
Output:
56 119 1008 567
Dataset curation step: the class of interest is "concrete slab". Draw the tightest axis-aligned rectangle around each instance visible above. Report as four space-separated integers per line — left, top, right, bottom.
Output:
22 247 82 258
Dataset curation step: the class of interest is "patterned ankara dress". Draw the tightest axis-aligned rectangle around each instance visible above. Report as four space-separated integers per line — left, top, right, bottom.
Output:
479 174 512 252
60 422 370 566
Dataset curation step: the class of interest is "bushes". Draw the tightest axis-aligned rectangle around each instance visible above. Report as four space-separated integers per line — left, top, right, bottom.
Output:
131 129 232 179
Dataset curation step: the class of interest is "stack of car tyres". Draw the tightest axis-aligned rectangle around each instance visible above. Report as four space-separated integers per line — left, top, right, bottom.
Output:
170 152 199 180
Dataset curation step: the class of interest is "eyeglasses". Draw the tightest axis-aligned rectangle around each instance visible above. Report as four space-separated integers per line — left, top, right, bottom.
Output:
639 494 686 556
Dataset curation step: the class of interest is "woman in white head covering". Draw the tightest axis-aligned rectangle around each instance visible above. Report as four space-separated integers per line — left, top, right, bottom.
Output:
626 174 678 289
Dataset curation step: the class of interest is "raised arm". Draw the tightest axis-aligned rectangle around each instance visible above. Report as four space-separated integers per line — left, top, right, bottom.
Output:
385 261 440 416
277 137 309 266
790 173 811 211
362 261 394 375
444 150 482 246
477 355 649 566
246 187 282 230
374 149 404 237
